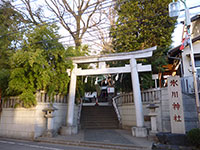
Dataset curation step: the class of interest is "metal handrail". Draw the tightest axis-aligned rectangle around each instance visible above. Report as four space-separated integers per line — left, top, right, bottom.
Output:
112 95 122 124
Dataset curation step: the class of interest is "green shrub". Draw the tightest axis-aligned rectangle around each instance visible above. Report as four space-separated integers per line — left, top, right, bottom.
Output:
187 128 200 148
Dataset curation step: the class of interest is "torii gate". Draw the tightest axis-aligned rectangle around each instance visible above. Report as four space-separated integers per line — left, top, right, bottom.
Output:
61 46 157 137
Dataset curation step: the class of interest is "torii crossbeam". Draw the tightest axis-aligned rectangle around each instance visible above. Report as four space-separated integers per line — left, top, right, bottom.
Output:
61 46 157 137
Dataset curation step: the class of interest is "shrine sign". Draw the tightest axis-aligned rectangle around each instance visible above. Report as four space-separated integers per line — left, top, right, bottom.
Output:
168 76 185 134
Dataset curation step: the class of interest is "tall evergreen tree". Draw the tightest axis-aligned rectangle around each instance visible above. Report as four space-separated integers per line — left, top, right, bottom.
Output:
111 0 176 90
111 0 176 52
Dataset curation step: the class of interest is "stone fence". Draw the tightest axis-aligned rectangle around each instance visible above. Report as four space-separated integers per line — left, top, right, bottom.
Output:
114 88 161 105
36 91 67 103
1 91 67 108
141 88 161 103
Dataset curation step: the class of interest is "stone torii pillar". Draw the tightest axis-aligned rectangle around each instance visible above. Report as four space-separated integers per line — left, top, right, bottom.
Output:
130 57 147 137
130 57 144 127
60 64 78 135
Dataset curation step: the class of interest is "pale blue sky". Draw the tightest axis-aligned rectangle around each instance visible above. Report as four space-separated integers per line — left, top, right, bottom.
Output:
172 0 200 47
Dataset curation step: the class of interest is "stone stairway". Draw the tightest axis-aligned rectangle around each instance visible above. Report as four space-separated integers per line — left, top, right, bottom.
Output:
80 105 119 129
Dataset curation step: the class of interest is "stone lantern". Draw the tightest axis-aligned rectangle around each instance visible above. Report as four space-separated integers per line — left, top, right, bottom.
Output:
147 103 159 134
42 105 57 137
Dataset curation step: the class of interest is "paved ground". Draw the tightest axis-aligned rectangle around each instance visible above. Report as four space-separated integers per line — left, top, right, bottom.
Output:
0 129 154 150
36 129 154 150
58 129 152 146
0 138 106 150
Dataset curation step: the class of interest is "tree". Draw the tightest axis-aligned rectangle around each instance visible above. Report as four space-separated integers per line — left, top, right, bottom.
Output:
0 0 25 99
14 0 104 48
7 24 73 107
111 0 176 89
111 0 175 52
0 1 25 50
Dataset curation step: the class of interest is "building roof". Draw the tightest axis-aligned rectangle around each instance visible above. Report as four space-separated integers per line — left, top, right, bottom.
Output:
180 14 200 24
168 35 200 57
169 14 200 57
191 14 200 22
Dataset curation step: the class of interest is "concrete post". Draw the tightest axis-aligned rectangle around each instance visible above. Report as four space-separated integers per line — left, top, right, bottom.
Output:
130 57 144 127
67 63 77 126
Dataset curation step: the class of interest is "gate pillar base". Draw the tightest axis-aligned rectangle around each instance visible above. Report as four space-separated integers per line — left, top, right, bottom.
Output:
60 125 78 135
132 127 148 137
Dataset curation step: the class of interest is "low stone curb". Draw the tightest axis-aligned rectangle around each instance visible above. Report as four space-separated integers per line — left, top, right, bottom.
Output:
34 137 150 150
152 143 198 150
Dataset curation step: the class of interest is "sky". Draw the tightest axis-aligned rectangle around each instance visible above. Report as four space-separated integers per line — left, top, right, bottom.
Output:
172 0 200 47
11 0 200 51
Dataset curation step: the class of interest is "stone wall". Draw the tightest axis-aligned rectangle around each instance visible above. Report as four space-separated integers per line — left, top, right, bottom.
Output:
118 87 199 132
0 102 80 139
0 108 36 139
118 103 151 129
118 104 136 128
182 94 199 131
34 102 68 138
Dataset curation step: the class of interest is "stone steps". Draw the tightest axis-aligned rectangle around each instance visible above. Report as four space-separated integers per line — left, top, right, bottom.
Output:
80 105 119 129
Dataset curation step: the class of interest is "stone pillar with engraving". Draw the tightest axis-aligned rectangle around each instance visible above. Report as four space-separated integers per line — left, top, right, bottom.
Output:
167 76 185 134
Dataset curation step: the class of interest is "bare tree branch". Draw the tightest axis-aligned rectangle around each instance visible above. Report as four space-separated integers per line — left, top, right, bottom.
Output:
80 1 102 39
18 0 44 24
62 0 76 18
48 0 104 47
89 1 116 53
15 0 105 48
45 0 74 38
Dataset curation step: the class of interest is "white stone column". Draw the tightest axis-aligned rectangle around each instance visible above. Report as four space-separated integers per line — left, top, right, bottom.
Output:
98 62 106 69
67 63 77 126
130 57 144 127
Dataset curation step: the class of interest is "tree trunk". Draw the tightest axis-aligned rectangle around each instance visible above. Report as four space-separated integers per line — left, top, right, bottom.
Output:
0 88 2 113
75 38 82 48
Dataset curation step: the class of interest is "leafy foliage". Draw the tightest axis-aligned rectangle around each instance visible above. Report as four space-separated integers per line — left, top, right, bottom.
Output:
0 1 25 51
0 1 25 97
150 47 170 73
0 69 10 96
66 45 90 57
110 0 176 89
140 73 154 90
187 128 200 148
7 24 73 107
111 0 176 52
